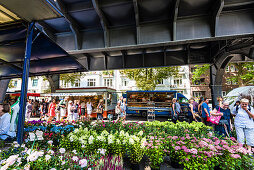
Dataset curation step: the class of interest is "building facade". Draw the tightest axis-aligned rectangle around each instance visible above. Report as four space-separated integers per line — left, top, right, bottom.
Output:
8 66 192 99
189 64 240 100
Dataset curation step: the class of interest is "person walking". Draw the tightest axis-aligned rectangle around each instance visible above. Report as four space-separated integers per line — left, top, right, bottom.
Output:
96 99 104 120
59 97 68 121
80 100 86 121
40 99 48 120
201 98 211 125
48 99 56 122
67 100 75 121
73 100 80 121
232 98 254 153
172 98 180 123
86 99 93 120
198 98 204 117
211 101 232 137
188 99 199 123
25 99 33 121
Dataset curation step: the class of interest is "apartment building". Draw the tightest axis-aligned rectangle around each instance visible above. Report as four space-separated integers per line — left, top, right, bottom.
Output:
8 66 192 99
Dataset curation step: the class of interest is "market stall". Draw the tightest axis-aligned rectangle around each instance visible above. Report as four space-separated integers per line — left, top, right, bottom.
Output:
41 87 117 119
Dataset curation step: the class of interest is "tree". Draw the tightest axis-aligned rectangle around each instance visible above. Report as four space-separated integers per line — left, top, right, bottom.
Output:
192 62 254 86
120 67 179 90
60 72 86 87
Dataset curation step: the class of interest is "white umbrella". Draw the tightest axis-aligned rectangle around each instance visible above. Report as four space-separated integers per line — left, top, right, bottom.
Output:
224 86 254 110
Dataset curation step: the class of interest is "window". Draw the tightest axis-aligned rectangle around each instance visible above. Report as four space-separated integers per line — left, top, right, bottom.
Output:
157 79 164 85
194 78 205 85
225 66 230 72
13 80 17 87
87 79 96 87
173 76 183 86
32 79 38 87
232 80 238 85
226 79 231 85
230 65 236 72
104 78 113 87
193 91 205 98
74 80 80 87
122 78 128 87
222 91 227 97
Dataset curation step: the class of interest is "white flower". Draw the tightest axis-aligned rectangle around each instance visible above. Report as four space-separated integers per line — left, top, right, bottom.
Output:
79 159 87 168
59 156 63 160
24 164 30 170
82 145 85 148
48 150 54 155
123 139 126 145
48 140 53 145
62 161 66 165
27 152 39 162
21 144 25 148
50 168 56 170
5 154 19 166
45 155 51 161
59 148 66 154
72 150 77 154
141 138 146 148
120 130 125 136
72 156 79 162
116 139 121 144
138 131 143 136
70 136 74 142
129 138 135 145
108 134 114 145
38 151 44 157
88 135 94 144
98 148 106 155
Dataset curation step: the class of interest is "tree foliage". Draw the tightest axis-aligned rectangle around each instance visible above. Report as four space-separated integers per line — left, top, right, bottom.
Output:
120 67 179 90
192 62 254 86
60 72 86 86
192 64 210 82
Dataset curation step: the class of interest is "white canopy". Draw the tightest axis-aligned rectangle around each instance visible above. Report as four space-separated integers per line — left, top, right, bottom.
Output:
224 86 254 109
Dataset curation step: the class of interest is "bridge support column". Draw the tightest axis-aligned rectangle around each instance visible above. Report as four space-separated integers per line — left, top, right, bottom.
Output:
46 74 60 93
0 79 10 103
210 65 224 108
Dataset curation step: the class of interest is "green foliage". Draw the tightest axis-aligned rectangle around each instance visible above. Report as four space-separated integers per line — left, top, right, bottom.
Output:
102 70 114 76
120 67 179 90
227 62 254 86
60 72 86 86
192 62 254 86
191 64 210 82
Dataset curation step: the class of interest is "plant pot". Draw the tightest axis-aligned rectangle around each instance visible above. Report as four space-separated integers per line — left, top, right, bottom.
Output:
171 160 181 168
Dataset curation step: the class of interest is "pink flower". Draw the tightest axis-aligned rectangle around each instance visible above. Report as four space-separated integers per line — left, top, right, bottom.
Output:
172 136 178 140
214 140 220 145
181 137 185 141
192 155 196 158
184 129 189 133
190 148 198 154
175 146 181 151
230 137 236 142
181 146 187 150
230 154 241 159
185 158 189 161
221 140 228 145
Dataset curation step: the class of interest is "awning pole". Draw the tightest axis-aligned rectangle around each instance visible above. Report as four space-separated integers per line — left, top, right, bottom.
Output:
17 22 34 145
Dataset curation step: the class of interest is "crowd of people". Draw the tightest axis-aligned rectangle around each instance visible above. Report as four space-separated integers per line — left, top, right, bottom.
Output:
0 94 253 153
184 96 254 153
23 97 106 122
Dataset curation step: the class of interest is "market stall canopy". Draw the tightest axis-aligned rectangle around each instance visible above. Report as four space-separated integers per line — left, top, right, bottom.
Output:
0 23 84 79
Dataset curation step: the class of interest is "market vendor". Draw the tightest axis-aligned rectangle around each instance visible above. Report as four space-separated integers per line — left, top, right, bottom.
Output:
0 103 14 140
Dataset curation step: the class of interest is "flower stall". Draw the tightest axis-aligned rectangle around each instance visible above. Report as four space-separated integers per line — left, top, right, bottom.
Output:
1 120 254 170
